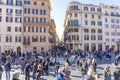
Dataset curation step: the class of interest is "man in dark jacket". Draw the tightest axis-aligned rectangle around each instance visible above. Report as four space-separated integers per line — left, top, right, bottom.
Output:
114 67 120 80
4 60 11 80
24 61 31 80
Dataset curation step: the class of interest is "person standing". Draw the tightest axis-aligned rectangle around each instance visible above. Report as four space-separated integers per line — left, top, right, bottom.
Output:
57 68 64 80
32 62 37 80
114 67 120 80
63 63 71 80
43 60 49 75
4 60 11 80
24 61 31 80
37 64 43 80
0 64 3 80
103 66 111 80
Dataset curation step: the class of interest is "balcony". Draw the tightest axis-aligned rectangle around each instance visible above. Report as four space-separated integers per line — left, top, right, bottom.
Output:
23 41 30 45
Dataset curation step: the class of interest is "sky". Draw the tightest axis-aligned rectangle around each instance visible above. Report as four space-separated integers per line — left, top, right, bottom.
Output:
50 0 120 39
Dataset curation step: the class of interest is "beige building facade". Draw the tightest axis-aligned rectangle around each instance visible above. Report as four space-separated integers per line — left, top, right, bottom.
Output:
0 0 57 53
64 1 120 52
102 5 120 51
0 0 23 53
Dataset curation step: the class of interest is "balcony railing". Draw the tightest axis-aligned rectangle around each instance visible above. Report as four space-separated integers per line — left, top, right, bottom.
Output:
23 41 30 45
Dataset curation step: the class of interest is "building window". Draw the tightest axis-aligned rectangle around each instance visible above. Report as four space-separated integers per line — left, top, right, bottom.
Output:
24 17 30 22
105 18 108 22
105 32 109 36
24 8 30 14
32 27 38 32
98 21 102 26
23 36 30 44
6 35 12 42
111 19 114 23
105 24 109 28
84 29 89 33
15 17 21 23
92 15 94 19
40 18 46 23
16 0 22 6
84 35 89 40
85 14 87 18
111 25 114 28
70 6 79 10
24 0 30 4
15 9 22 15
116 25 120 29
34 2 37 5
91 35 96 40
111 39 115 42
85 21 88 25
91 29 95 33
117 32 120 36
7 0 13 5
98 15 101 19
111 32 115 36
32 17 38 23
15 36 21 42
32 9 38 14
40 10 46 15
75 13 77 17
111 12 115 16
41 2 44 6
74 20 78 26
91 21 95 26
15 27 21 32
6 9 13 15
40 36 46 42
98 35 102 40
40 27 46 32
91 7 95 11
24 26 30 32
6 17 13 22
0 8 2 14
98 29 102 33
7 26 11 32
0 16 2 22
32 36 38 42
116 19 119 23
84 6 88 11
97 8 101 12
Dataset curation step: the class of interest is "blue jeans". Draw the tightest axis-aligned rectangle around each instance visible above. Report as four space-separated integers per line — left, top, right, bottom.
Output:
5 70 10 79
32 72 36 80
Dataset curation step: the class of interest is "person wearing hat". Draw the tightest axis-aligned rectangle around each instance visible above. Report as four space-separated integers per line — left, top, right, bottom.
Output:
103 66 111 80
12 72 20 80
114 67 120 80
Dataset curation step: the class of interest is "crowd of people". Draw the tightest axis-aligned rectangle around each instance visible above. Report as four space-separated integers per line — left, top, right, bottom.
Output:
0 49 119 80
